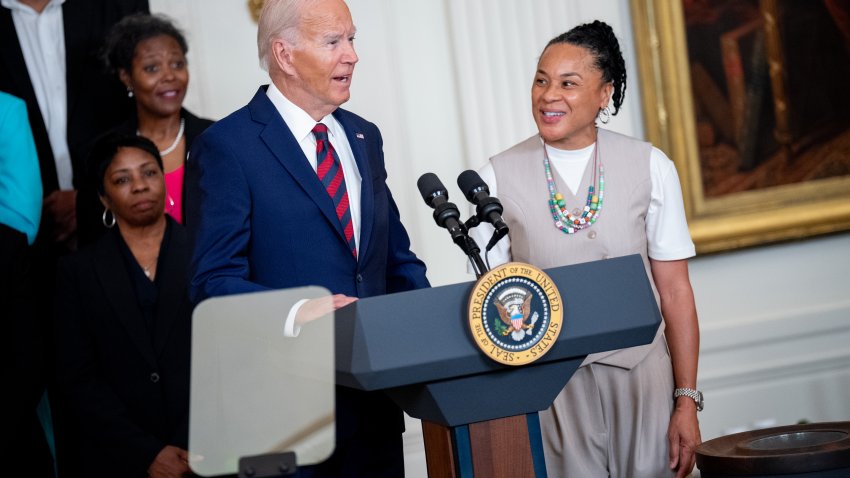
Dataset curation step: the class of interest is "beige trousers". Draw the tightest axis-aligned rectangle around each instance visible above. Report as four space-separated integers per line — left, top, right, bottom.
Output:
540 339 675 477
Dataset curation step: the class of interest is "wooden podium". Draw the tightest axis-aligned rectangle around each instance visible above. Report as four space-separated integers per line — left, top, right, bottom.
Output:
335 254 662 477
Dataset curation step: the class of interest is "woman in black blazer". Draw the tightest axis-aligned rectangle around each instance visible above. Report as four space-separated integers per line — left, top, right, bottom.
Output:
77 13 213 246
55 132 193 478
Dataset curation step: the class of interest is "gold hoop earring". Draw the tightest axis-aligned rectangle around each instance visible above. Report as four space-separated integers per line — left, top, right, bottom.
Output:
102 208 116 228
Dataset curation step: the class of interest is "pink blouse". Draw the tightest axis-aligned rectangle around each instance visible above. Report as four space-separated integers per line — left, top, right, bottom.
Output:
164 165 184 224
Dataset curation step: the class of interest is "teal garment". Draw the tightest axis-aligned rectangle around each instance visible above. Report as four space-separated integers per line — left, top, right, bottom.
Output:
0 91 42 244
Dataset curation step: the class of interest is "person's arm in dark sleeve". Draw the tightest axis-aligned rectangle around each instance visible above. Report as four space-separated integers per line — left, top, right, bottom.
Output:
384 185 429 293
371 130 429 293
184 131 271 304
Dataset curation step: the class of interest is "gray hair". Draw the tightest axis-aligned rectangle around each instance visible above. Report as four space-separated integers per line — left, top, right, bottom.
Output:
257 0 312 71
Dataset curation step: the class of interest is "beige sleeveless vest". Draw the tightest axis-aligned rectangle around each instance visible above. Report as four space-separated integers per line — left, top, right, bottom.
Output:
491 128 664 369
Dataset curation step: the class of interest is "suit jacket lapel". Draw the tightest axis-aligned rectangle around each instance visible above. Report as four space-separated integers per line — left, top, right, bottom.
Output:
0 9 34 100
250 89 349 247
335 110 373 259
93 232 158 368
0 8 60 191
151 222 187 359
62 1 87 126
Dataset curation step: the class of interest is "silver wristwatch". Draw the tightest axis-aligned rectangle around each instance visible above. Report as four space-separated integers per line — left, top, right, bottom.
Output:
673 388 704 412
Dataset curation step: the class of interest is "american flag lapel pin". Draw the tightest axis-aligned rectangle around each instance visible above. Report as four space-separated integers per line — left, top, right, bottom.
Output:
356 133 365 139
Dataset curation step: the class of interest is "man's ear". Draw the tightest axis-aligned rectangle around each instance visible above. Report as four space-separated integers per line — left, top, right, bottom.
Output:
271 38 296 76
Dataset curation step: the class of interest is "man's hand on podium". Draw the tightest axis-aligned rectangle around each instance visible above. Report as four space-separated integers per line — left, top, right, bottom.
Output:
295 294 358 328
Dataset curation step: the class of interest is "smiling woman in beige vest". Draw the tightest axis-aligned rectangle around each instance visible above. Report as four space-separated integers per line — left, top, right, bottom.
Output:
471 21 702 478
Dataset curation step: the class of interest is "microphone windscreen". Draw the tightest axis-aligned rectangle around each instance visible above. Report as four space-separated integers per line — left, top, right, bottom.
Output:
457 170 489 202
417 173 446 206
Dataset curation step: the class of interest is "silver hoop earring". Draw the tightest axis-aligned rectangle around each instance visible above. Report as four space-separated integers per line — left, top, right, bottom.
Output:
598 106 611 124
102 208 116 228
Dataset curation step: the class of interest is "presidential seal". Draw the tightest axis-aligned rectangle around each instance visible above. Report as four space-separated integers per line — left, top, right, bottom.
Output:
467 262 563 366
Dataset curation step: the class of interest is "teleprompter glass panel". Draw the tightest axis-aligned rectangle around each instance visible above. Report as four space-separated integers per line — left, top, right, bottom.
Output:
189 287 335 476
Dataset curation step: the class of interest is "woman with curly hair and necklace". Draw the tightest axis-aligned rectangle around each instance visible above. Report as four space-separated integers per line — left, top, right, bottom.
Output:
472 21 702 478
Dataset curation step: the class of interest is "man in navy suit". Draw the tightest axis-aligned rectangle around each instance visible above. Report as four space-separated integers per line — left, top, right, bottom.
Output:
186 0 429 475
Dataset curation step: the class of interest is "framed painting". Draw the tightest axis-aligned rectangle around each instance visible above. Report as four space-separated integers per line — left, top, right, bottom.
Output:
248 0 264 22
630 0 850 253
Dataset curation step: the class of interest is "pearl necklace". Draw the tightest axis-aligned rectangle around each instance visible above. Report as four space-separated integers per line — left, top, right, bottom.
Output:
543 137 605 234
138 118 185 156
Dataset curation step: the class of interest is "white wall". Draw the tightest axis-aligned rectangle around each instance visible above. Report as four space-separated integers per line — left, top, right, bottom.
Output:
151 1 850 476
690 232 850 439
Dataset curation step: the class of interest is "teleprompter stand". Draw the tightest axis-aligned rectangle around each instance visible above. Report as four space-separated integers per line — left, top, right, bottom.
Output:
238 451 297 478
335 254 662 477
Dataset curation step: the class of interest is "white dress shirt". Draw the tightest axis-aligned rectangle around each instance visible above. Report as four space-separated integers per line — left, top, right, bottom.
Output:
470 141 695 271
3 0 73 190
266 83 364 337
266 83 362 253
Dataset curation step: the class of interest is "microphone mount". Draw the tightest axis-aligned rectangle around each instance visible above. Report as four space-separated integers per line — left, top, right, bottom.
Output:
417 173 488 277
457 170 510 252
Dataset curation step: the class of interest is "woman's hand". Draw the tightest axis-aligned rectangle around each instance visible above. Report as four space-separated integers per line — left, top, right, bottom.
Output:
651 258 702 478
668 398 701 477
148 445 192 477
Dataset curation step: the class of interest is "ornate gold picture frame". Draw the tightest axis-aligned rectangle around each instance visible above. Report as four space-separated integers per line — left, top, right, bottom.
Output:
630 0 850 253
248 0 264 23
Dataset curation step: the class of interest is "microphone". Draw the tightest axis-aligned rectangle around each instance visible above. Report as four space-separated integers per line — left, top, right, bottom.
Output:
416 173 465 244
457 170 509 250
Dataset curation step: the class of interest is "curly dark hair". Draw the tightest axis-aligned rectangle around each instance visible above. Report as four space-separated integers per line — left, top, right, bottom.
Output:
88 131 163 196
103 13 188 73
544 20 627 115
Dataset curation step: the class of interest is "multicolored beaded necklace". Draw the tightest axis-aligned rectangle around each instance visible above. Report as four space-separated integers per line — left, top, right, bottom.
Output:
543 137 605 234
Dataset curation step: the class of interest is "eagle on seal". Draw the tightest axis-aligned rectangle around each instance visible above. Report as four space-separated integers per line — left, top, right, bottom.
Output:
495 287 534 341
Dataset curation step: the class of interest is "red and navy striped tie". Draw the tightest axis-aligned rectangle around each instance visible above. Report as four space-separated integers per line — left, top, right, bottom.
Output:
312 123 356 258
